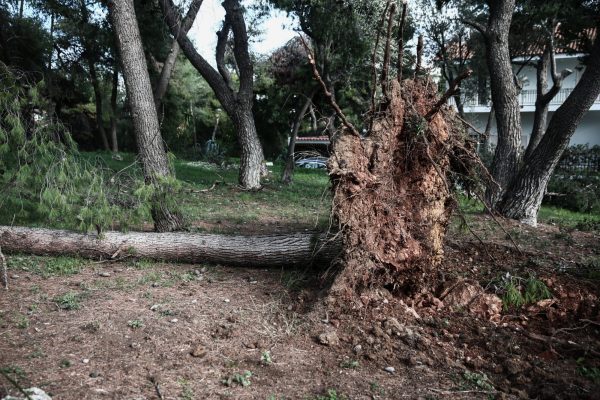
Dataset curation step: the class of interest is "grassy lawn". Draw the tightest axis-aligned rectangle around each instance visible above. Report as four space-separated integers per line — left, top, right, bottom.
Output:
1 151 598 233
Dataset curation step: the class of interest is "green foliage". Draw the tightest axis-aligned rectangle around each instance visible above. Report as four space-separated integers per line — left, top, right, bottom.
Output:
340 359 359 369
460 371 494 391
577 358 600 383
0 65 181 231
8 255 85 277
545 146 600 214
495 274 552 311
222 371 253 387
313 389 347 400
54 291 82 310
127 319 144 329
261 350 273 365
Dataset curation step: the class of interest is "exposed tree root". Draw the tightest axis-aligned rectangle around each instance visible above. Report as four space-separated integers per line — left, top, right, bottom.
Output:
327 78 479 303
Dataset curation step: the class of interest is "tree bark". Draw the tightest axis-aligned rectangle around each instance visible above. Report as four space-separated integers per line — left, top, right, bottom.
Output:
524 50 550 160
482 0 522 207
0 226 340 268
282 93 314 185
78 0 110 151
110 63 119 153
158 0 265 189
153 40 180 113
153 0 200 114
88 60 111 151
500 33 600 225
108 0 183 232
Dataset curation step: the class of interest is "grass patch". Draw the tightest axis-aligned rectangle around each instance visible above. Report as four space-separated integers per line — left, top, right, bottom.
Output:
9 255 85 277
54 291 84 310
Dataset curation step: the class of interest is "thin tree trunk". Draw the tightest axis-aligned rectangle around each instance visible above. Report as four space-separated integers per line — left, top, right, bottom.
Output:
19 0 24 18
110 63 119 153
483 104 495 152
154 40 180 112
481 0 522 207
524 54 550 160
109 0 183 232
309 103 317 132
88 61 111 151
500 33 600 225
282 93 314 185
0 226 340 267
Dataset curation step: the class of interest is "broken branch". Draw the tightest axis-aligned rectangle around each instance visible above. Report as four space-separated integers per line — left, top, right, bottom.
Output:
425 69 472 120
299 36 361 137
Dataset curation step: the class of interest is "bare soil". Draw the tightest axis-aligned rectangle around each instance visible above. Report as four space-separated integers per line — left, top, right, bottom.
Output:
0 215 599 400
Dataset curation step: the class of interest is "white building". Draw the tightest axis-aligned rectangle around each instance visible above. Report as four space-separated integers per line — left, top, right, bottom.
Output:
463 52 600 147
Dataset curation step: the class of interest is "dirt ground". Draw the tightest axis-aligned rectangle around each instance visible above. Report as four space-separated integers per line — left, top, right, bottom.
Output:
1 215 599 400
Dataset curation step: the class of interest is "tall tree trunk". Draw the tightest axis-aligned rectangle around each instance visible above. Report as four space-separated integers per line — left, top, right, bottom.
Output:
109 0 183 232
109 63 119 153
282 93 314 185
481 0 522 207
153 40 180 113
499 33 600 225
88 61 111 151
19 0 24 18
0 226 339 267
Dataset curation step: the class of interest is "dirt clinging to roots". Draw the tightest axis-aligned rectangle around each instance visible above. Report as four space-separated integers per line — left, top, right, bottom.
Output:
328 79 464 298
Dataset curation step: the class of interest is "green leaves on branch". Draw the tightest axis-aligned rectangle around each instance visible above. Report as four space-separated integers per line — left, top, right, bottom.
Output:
0 64 181 232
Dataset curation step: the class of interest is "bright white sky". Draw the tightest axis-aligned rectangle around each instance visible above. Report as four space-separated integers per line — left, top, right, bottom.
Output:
188 0 298 61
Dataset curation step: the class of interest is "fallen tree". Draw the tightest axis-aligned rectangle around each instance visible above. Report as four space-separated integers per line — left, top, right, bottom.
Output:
0 226 340 268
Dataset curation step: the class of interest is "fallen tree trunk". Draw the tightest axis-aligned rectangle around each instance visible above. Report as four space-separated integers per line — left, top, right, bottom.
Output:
0 226 340 268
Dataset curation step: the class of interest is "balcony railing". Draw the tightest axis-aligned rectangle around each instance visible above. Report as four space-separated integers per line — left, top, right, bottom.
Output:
463 88 600 107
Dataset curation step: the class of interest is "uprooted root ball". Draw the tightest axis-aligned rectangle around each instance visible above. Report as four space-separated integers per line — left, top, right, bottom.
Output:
328 79 472 300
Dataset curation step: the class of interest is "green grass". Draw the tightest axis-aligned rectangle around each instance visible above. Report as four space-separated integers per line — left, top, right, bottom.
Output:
1 151 330 232
54 291 84 310
2 151 598 234
8 255 86 277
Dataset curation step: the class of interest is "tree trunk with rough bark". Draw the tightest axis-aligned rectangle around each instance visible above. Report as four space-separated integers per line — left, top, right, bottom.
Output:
109 0 183 232
482 0 522 207
282 93 313 185
499 34 600 226
0 226 339 267
234 106 265 188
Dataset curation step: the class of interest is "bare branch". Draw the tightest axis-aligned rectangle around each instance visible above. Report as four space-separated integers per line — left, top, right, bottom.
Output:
370 1 391 126
299 36 361 137
425 69 472 120
380 3 397 99
397 1 408 82
158 0 236 111
415 34 424 77
461 18 487 38
222 0 254 98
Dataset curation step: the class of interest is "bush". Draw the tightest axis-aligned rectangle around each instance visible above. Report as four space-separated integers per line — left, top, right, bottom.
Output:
543 145 600 213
